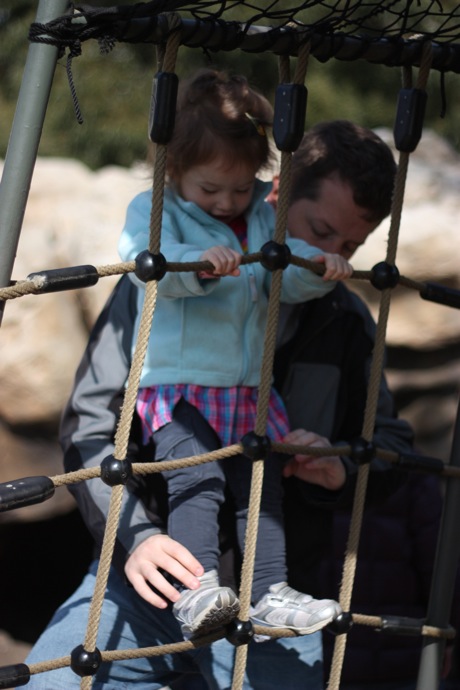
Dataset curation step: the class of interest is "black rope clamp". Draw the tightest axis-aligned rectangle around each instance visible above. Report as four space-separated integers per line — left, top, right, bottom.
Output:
27 265 99 293
241 431 271 460
226 618 254 646
100 456 133 486
260 241 291 271
70 645 102 677
394 88 427 153
325 611 354 636
273 83 308 152
370 262 400 291
149 71 179 144
135 250 167 282
0 476 55 513
350 437 376 465
0 663 30 689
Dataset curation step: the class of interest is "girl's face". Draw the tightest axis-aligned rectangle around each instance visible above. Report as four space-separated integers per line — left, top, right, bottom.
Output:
177 157 257 223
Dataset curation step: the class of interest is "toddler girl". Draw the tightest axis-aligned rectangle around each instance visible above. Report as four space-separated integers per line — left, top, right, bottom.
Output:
118 69 351 638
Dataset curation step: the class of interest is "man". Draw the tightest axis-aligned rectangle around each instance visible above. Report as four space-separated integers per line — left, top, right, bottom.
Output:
24 121 413 689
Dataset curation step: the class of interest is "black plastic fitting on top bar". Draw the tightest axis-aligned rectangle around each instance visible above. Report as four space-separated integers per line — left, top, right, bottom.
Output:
149 71 178 144
394 88 427 153
273 83 307 152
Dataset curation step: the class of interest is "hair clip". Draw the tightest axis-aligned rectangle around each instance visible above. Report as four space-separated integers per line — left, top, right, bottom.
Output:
245 112 266 136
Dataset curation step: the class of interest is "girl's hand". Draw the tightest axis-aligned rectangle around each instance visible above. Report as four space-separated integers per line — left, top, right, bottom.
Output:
199 246 242 278
313 253 353 281
124 534 204 608
282 428 346 491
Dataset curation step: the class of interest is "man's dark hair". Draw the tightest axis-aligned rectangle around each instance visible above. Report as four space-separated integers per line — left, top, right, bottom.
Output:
290 120 396 223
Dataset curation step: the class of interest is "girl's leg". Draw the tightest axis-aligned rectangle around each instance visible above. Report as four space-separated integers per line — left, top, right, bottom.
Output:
153 398 224 572
225 452 342 634
153 399 239 637
224 450 287 603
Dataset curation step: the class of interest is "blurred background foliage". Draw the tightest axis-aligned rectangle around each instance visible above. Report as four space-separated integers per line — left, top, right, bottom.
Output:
1 0 460 169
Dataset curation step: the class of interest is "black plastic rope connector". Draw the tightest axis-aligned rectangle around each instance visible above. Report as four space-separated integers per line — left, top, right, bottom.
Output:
325 612 353 636
350 437 376 465
0 663 30 689
149 71 179 144
273 83 308 152
134 250 167 282
379 615 425 636
393 88 427 152
70 644 102 677
226 618 254 646
396 453 445 474
0 476 55 513
260 241 291 271
100 456 133 486
370 262 400 291
27 265 99 293
241 431 271 460
420 282 460 310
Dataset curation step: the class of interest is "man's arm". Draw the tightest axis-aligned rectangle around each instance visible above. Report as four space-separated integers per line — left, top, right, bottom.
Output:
60 276 164 570
275 289 413 509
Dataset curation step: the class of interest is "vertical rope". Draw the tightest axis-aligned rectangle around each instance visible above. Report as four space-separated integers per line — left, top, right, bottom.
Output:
77 23 182 689
231 40 311 690
327 41 433 690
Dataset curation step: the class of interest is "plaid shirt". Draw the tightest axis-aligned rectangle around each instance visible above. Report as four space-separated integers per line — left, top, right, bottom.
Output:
137 384 290 447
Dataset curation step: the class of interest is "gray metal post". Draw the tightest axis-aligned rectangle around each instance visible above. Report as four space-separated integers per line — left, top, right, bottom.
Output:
416 396 460 690
0 0 72 322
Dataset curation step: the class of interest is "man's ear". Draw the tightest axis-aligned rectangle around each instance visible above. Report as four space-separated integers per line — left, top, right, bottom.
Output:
266 174 280 209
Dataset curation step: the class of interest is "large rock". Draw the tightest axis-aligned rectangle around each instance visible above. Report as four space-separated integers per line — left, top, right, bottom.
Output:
353 128 460 348
0 158 149 424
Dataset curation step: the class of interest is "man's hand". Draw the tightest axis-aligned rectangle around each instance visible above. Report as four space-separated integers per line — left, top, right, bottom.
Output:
282 428 346 491
125 534 204 608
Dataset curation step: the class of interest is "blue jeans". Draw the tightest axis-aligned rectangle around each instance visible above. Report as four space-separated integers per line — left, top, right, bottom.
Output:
25 560 324 689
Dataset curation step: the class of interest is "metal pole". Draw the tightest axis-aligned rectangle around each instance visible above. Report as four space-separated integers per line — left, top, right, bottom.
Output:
416 395 460 690
0 0 72 323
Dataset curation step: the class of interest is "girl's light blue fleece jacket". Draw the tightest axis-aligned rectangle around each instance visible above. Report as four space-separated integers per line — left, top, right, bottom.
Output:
118 179 335 388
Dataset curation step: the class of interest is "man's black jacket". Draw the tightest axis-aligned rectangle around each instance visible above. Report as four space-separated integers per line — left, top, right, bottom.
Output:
61 276 413 596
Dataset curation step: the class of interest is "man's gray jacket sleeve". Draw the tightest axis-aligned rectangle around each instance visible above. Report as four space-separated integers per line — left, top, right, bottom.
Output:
60 277 163 567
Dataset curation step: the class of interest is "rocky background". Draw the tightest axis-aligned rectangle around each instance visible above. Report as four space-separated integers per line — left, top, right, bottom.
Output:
0 129 460 664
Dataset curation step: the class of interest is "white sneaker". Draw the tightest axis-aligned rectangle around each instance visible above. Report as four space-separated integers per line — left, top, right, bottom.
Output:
250 582 342 634
172 569 240 638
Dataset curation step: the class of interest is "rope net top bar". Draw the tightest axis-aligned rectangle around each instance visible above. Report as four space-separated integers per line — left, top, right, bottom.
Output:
29 0 460 74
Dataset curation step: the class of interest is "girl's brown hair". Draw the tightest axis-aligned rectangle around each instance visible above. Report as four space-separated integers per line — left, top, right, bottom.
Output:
166 69 274 182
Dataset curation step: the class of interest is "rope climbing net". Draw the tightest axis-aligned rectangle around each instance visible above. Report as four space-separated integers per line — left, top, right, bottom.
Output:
1 2 460 690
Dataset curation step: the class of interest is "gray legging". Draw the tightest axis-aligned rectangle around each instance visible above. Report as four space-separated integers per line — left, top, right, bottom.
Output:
153 398 286 603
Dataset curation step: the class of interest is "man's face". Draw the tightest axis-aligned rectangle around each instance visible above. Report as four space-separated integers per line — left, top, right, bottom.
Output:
287 174 380 260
